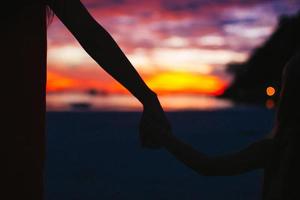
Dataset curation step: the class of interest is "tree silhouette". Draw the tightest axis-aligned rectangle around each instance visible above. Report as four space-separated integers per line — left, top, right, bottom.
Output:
220 11 300 106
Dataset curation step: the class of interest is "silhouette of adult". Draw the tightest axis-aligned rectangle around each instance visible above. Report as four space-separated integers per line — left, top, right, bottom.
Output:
2 1 170 199
147 52 300 199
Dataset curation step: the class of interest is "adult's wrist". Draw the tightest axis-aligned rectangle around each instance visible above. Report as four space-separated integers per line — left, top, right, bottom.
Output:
141 89 159 108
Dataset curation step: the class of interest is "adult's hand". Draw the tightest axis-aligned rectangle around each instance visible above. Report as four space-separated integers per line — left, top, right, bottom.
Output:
139 93 172 149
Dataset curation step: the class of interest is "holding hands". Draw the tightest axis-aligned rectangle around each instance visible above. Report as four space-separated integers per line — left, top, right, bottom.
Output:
139 93 173 149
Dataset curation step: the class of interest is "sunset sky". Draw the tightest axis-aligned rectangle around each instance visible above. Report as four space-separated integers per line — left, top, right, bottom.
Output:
47 0 300 102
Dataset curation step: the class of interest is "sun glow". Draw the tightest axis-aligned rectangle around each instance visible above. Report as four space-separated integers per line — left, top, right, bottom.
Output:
146 72 227 95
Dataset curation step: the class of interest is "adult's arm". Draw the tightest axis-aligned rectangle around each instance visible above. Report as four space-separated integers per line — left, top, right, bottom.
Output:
47 0 155 105
47 0 171 148
163 136 276 176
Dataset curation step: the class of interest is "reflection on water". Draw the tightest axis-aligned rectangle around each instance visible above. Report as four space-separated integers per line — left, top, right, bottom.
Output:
46 93 233 111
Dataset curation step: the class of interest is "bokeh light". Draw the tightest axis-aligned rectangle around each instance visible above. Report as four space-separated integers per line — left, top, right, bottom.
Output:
265 99 275 109
266 86 276 97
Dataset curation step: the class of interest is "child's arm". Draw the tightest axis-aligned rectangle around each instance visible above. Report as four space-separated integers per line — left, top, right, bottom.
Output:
162 135 275 176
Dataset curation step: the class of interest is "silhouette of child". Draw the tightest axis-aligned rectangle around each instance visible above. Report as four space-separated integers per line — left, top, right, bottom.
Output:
147 52 300 200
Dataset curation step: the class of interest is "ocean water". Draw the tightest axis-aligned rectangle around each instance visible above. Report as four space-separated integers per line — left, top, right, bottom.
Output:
46 94 233 112
46 106 275 200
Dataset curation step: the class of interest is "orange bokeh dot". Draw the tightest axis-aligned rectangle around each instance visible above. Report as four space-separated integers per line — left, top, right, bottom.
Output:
266 86 276 97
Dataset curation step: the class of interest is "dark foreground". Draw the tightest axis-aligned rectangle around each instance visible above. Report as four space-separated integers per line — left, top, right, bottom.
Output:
46 106 274 200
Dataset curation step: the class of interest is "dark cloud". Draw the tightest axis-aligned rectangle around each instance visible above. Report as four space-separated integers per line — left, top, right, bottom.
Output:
161 1 202 12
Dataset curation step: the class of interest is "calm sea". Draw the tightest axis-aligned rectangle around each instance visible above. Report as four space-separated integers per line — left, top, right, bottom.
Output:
46 106 275 200
46 93 233 112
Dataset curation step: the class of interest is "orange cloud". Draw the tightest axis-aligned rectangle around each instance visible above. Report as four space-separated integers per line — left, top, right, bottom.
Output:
46 69 125 93
47 71 77 92
46 69 227 96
